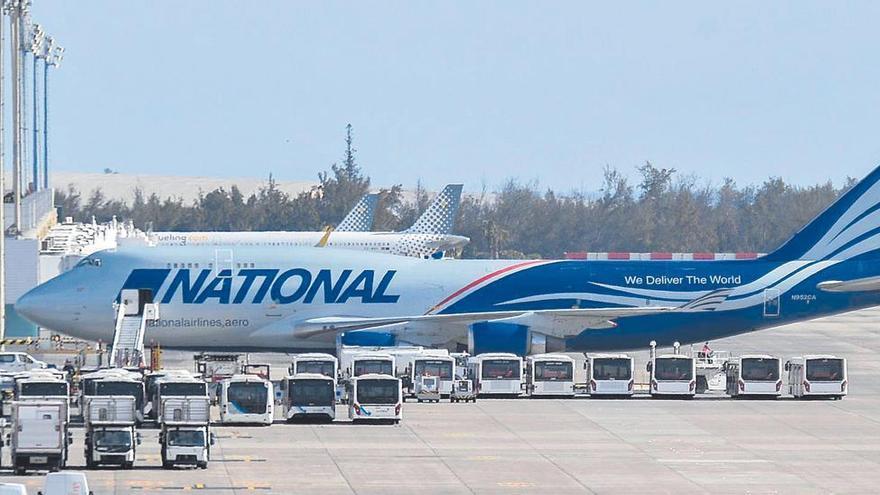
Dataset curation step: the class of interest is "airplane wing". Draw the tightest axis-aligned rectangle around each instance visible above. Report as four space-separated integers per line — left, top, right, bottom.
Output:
292 306 673 339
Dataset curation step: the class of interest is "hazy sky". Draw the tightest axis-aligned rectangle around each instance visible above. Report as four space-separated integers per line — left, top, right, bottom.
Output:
33 1 880 192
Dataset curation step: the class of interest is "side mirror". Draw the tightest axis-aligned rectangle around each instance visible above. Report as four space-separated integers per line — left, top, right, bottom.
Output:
784 362 791 371
646 362 653 372
210 433 216 446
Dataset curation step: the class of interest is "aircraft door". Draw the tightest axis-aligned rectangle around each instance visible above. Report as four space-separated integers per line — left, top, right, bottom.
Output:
120 288 153 316
215 248 234 275
763 288 780 317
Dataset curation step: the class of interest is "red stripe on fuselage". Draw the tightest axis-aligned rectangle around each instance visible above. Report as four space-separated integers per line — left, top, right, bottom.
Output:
427 260 548 314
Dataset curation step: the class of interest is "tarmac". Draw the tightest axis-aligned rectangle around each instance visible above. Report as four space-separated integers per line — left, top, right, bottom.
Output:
4 307 880 494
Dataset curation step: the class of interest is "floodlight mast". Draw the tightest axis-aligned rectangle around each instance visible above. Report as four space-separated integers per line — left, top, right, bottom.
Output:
0 0 6 348
29 22 42 191
44 40 59 191
8 0 25 235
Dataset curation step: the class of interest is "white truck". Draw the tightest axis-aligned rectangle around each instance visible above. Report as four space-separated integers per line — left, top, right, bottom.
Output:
159 396 213 469
7 401 71 474
83 396 139 469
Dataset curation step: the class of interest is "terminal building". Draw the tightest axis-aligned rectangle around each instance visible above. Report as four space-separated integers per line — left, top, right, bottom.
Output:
3 188 143 338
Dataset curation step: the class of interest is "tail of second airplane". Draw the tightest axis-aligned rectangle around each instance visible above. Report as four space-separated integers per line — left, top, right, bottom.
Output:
335 193 379 232
764 165 880 262
404 184 463 235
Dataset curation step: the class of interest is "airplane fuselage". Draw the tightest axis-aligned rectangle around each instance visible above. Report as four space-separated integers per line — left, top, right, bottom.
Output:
16 245 880 353
147 231 470 259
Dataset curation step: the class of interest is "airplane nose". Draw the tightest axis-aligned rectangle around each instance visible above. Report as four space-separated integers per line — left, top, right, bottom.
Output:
15 282 55 326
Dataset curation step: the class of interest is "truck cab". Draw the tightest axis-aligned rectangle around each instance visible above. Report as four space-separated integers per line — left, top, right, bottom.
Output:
83 396 139 469
159 396 213 469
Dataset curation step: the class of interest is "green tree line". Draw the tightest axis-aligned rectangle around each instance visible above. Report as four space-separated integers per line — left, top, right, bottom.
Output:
55 126 853 259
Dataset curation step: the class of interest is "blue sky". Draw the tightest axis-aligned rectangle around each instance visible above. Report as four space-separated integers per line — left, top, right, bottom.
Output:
33 1 880 192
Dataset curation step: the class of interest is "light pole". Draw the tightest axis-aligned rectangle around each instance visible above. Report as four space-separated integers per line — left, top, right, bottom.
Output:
29 22 42 192
8 0 23 234
43 40 60 191
1 1 7 349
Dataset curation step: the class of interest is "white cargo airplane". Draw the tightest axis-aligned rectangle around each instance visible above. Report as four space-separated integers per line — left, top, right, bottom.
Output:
148 185 468 259
16 164 880 356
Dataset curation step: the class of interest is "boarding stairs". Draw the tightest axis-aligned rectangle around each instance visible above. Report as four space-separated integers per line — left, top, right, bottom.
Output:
110 296 160 368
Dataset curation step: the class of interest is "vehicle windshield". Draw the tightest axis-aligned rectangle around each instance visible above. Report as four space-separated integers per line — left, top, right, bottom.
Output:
592 358 632 381
160 382 207 397
94 430 132 452
19 382 67 396
481 359 521 380
82 378 100 396
806 358 845 382
289 379 335 407
356 379 399 405
414 360 453 379
741 358 780 381
654 358 693 381
534 361 573 381
96 381 144 410
353 359 393 377
296 360 336 378
167 429 205 447
226 382 269 414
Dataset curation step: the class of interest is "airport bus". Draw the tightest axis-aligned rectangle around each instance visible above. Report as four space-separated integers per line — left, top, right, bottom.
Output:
154 375 209 423
15 373 70 404
348 374 402 424
218 374 274 425
409 356 456 396
786 355 847 399
290 353 338 380
648 354 696 398
282 373 336 422
144 370 186 418
525 354 575 397
348 353 395 379
94 376 146 422
79 369 139 407
586 354 635 397
725 355 783 398
468 353 523 397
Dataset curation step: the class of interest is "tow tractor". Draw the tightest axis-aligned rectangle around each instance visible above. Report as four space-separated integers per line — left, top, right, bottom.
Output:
450 379 476 403
415 376 440 403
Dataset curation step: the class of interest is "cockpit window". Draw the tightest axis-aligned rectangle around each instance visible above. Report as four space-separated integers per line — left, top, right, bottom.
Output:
76 257 102 268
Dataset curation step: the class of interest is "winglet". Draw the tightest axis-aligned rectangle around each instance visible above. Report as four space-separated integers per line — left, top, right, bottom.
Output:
315 226 334 247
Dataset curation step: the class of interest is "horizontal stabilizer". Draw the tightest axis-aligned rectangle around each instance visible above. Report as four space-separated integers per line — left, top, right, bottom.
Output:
817 275 880 293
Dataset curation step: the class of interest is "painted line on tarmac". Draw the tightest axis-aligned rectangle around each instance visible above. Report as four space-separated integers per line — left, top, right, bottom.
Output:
657 458 769 464
130 485 271 491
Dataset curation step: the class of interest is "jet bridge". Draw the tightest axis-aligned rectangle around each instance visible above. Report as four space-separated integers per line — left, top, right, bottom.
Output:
110 289 159 368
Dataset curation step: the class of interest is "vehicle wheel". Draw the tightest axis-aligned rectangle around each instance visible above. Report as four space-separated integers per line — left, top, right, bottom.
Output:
198 462 208 469
124 462 134 470
86 457 95 469
14 466 25 476
417 399 423 403
162 461 173 469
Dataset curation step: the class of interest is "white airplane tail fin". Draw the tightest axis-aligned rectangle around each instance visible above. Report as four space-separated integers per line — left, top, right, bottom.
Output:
404 184 463 235
335 193 379 232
